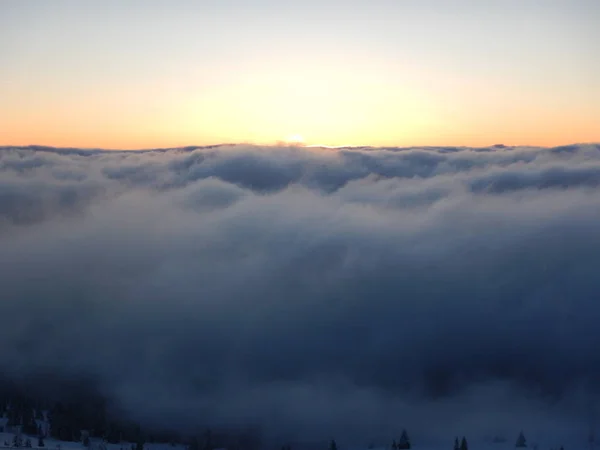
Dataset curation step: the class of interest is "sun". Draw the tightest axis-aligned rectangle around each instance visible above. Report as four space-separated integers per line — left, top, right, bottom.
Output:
284 134 305 146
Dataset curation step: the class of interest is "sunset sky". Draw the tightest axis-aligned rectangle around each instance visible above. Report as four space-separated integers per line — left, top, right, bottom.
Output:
1 0 599 149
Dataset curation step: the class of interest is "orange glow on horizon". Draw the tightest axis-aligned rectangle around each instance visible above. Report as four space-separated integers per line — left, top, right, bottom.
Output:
2 57 599 150
2 2 599 150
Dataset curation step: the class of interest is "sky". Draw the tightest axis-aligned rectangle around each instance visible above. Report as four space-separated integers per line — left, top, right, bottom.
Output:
3 142 600 444
1 0 599 149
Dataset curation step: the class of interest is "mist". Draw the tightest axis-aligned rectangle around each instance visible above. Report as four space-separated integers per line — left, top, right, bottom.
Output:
1 144 600 446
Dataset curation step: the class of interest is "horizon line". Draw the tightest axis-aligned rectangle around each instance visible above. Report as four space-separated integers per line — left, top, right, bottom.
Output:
2 142 599 153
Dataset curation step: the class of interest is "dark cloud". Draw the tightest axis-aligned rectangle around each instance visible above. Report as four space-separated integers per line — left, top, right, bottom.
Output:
1 144 600 446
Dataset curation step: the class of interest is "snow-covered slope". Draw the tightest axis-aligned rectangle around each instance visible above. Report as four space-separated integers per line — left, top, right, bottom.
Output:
0 412 591 450
0 431 188 450
0 415 188 450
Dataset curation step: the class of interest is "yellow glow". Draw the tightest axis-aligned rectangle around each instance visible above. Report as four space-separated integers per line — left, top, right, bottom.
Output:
1 55 599 149
1 3 599 150
284 135 305 145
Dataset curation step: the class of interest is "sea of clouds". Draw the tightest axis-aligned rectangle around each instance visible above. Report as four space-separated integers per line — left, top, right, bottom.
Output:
2 143 600 445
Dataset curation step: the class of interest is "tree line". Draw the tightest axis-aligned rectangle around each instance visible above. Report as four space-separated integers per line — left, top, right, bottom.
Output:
0 386 260 450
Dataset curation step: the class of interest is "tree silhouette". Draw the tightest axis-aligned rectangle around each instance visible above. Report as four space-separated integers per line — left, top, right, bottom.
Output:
516 432 527 448
460 437 468 450
398 430 411 450
203 430 213 450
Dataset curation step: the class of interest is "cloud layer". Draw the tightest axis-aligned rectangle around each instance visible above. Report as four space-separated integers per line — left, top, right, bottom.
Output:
2 143 600 446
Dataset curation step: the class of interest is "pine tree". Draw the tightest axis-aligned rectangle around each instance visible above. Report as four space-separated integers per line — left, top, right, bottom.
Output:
330 440 338 450
399 430 411 450
393 440 398 450
7 405 18 427
188 438 200 450
516 432 527 448
454 437 460 450
460 437 468 450
203 430 213 450
22 407 37 435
